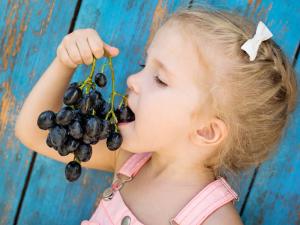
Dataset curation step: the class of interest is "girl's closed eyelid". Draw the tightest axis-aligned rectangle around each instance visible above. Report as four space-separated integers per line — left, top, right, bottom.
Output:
138 64 167 86
154 75 167 86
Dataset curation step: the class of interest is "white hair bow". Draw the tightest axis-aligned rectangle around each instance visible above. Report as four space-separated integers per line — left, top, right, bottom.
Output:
241 21 273 61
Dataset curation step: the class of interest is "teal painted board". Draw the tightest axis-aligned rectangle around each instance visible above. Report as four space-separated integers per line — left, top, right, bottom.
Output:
1 0 298 225
0 1 78 225
193 0 300 224
16 1 192 225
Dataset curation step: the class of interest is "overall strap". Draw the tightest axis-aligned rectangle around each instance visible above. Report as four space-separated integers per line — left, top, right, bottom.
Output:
170 177 239 225
117 152 152 178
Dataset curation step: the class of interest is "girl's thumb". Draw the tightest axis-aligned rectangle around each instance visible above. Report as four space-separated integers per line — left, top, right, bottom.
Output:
104 44 119 57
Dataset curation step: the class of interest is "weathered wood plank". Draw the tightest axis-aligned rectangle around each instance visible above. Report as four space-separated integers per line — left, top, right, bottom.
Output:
0 1 78 225
2 0 298 224
0 0 85 224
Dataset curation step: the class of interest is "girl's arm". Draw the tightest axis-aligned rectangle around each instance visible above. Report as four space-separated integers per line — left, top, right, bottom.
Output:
15 57 118 172
15 28 121 172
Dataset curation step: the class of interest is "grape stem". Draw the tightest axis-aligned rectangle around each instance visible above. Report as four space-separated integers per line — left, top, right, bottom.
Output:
72 55 128 163
78 58 97 93
102 57 128 133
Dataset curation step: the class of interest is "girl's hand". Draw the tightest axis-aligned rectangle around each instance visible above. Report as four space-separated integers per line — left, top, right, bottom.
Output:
56 28 119 69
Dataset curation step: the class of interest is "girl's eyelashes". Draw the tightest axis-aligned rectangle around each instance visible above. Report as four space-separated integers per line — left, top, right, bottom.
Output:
138 64 167 87
139 63 167 86
154 75 167 86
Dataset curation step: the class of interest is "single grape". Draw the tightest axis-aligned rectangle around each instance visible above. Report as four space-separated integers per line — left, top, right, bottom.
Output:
82 133 99 145
56 106 75 126
106 131 123 151
90 90 104 111
37 110 56 130
57 145 69 156
98 119 112 140
85 115 102 138
115 105 135 123
94 72 107 88
96 101 111 119
90 89 102 102
78 94 94 115
73 109 83 122
63 86 82 106
65 161 81 182
109 123 117 136
49 125 68 147
69 82 79 88
64 136 80 153
68 120 84 139
74 144 92 162
46 133 54 148
90 137 100 145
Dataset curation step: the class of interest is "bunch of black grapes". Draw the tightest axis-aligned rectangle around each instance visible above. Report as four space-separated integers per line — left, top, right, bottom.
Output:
37 72 135 182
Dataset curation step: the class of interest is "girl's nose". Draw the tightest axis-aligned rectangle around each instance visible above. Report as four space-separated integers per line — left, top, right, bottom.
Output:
126 74 139 94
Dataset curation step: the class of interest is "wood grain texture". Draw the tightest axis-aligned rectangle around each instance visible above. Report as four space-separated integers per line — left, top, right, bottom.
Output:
1 0 299 224
0 1 77 224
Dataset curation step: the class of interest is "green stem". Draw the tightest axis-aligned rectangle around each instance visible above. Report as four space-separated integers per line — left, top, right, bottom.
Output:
73 155 81 164
105 57 117 122
75 55 128 133
79 57 97 93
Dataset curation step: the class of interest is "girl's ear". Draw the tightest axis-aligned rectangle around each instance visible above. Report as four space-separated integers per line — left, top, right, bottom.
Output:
190 118 228 147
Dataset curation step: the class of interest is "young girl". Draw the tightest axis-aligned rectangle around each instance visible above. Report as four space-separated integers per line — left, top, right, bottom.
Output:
15 5 298 225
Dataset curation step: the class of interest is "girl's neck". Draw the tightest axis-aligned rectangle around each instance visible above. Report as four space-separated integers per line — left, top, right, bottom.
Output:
144 151 216 188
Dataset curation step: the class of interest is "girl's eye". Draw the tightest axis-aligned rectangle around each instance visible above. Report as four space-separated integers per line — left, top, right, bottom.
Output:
138 63 167 87
154 75 166 86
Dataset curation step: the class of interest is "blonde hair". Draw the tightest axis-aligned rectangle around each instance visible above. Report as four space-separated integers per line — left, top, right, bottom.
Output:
160 6 299 183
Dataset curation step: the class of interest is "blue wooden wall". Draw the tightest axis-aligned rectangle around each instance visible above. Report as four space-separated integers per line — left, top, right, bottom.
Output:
0 0 299 224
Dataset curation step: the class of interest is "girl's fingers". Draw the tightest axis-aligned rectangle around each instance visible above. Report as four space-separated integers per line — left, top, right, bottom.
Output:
89 30 119 57
75 38 94 65
64 40 83 65
87 35 104 59
57 44 77 69
57 28 120 69
103 43 119 57
89 30 118 57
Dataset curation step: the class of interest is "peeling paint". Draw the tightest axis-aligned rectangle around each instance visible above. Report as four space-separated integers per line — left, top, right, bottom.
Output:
144 0 168 55
0 79 16 140
33 0 55 36
82 173 89 186
0 202 11 225
6 136 14 149
28 69 36 80
245 0 272 22
256 3 273 22
254 0 262 11
0 0 30 71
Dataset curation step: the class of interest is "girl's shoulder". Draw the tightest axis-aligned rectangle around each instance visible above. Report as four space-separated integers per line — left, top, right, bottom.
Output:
202 201 244 225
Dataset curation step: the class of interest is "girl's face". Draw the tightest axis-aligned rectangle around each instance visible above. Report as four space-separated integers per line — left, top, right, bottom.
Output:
119 23 212 155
